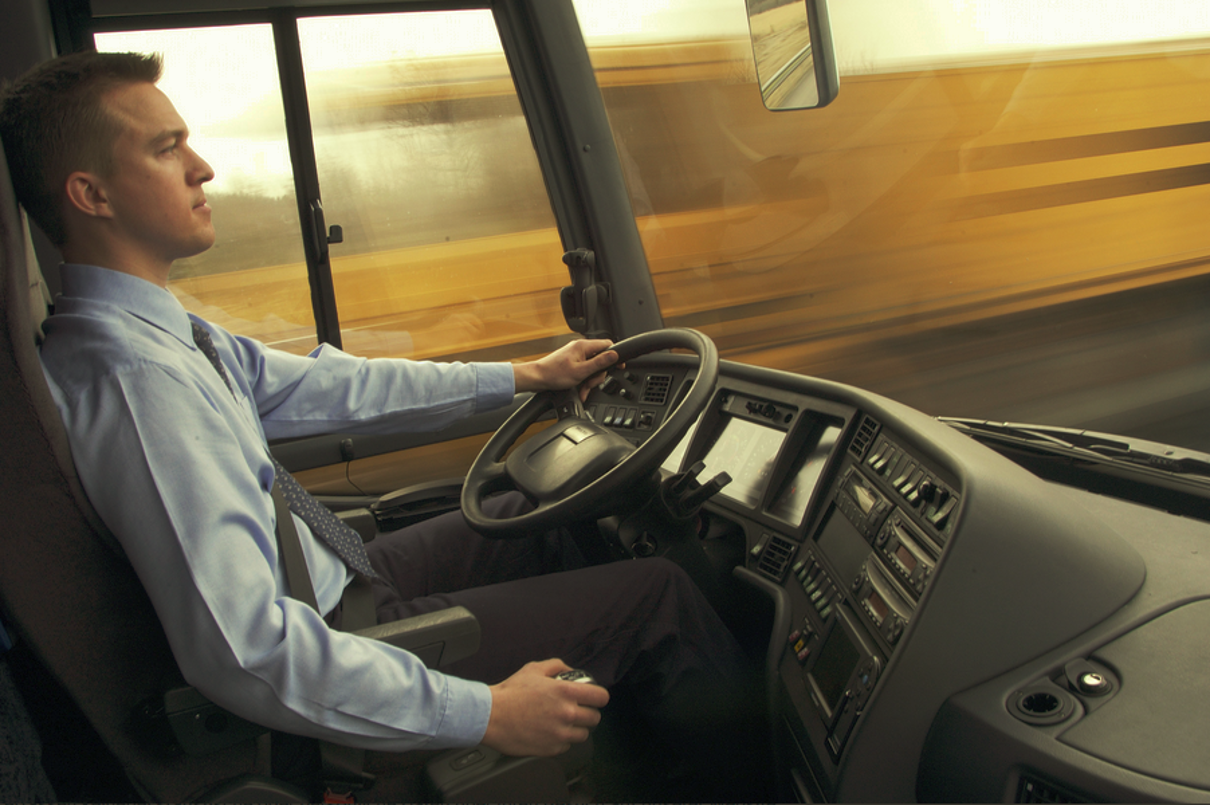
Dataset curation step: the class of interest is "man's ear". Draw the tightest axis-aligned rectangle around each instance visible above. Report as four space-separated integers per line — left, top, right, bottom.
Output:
64 171 114 219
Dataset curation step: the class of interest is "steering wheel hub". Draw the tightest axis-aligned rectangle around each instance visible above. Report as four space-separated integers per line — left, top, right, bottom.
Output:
505 417 636 501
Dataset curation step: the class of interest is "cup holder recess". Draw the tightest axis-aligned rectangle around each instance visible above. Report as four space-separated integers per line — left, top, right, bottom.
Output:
1010 683 1077 726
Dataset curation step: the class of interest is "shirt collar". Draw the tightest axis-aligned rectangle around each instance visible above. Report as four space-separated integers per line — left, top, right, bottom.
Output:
58 263 197 349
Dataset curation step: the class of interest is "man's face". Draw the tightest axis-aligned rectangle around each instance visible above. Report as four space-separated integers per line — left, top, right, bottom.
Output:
97 82 216 267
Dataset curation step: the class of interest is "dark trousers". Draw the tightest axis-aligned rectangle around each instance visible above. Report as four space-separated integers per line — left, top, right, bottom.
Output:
364 493 748 694
349 494 767 801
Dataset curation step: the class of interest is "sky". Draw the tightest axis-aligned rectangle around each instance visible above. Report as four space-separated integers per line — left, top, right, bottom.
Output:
830 0 1210 74
98 0 1210 118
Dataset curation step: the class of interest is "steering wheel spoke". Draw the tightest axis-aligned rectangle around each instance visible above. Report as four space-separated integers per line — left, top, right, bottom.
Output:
462 328 718 538
475 459 512 494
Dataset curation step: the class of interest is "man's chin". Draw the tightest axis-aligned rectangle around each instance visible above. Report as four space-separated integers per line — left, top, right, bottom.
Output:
180 231 217 260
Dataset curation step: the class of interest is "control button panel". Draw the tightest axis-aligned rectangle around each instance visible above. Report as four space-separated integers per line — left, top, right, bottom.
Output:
873 513 936 598
863 435 959 544
792 554 842 626
593 404 655 431
788 621 817 665
588 371 680 441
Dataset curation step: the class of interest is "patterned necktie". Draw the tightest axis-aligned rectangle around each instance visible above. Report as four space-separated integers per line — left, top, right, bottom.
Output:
190 321 378 578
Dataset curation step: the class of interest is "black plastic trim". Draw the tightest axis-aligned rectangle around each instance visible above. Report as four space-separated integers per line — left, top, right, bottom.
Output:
495 0 663 339
271 11 342 348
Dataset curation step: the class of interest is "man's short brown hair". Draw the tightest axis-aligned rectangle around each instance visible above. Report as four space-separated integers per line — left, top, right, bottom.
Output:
0 51 162 246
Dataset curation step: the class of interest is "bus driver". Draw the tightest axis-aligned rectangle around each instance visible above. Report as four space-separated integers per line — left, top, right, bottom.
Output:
1 50 756 797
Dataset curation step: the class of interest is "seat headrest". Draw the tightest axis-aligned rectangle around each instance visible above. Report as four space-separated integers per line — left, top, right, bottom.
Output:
20 209 51 344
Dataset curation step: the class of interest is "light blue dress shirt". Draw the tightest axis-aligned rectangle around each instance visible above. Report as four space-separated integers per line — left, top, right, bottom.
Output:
39 263 515 751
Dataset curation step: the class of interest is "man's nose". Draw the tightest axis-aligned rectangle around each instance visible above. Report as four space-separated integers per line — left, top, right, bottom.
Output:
189 147 215 184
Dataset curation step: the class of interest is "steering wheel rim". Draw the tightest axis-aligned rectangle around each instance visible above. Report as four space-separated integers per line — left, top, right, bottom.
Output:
461 328 718 537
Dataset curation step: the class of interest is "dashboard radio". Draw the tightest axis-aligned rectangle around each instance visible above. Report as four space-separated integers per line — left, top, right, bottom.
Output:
835 467 891 539
852 555 914 646
873 512 936 598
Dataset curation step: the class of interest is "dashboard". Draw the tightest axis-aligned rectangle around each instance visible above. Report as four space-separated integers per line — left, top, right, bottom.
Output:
583 353 1210 803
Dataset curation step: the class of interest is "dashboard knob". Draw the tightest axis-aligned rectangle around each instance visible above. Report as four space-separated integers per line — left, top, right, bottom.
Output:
1078 672 1111 695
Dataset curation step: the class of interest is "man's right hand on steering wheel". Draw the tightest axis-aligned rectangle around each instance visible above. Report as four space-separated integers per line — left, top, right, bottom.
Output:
511 338 619 401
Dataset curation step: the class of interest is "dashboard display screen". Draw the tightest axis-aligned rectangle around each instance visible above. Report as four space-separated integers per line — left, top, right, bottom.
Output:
866 589 889 626
700 417 786 508
816 505 872 591
769 424 843 523
810 623 860 717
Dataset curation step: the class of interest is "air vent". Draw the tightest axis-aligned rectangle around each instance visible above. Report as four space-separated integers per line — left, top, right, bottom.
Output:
849 415 881 460
757 535 797 581
1016 774 1088 804
641 374 673 405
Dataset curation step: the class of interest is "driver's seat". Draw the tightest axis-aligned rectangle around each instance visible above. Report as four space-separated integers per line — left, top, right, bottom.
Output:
0 140 588 802
0 151 265 800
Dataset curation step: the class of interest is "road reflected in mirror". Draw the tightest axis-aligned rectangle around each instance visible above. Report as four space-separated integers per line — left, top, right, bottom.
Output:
746 0 833 109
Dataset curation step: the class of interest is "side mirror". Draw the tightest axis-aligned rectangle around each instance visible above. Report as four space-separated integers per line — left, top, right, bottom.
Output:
745 0 839 110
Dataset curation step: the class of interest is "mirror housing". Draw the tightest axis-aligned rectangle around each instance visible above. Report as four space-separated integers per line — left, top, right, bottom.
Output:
745 0 839 110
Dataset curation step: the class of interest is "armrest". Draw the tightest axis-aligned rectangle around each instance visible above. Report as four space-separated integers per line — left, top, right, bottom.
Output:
371 477 464 531
324 477 466 539
353 605 480 668
336 507 378 543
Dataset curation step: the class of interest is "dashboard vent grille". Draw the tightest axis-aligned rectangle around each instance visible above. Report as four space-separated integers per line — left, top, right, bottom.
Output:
641 374 673 405
849 415 881 460
757 535 797 581
1016 775 1087 804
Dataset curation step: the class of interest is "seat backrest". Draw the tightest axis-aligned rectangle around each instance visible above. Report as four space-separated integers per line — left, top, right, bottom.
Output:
0 142 263 801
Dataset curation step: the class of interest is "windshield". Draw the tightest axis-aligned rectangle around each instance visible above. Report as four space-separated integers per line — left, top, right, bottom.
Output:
573 0 1210 454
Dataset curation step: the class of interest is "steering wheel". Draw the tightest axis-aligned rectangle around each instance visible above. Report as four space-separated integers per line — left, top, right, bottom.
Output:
462 328 718 538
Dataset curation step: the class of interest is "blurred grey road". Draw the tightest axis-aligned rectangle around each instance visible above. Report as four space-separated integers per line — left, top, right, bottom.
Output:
823 273 1210 454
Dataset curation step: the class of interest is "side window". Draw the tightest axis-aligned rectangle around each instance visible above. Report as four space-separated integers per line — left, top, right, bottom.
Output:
295 11 565 361
98 10 567 362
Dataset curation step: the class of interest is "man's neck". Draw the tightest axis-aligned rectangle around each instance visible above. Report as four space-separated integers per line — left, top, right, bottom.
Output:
60 241 172 288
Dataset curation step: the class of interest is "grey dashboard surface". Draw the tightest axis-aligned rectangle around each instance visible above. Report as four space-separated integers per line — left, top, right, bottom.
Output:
1061 600 1210 790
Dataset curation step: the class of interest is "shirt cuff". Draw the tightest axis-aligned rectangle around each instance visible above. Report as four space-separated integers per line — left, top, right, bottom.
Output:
432 676 493 748
475 363 516 412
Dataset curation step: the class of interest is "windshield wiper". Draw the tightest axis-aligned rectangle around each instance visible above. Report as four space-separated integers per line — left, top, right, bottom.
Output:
939 418 1210 481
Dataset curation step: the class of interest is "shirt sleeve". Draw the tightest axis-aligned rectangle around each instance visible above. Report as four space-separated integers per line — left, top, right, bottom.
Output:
207 325 516 441
54 360 494 752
